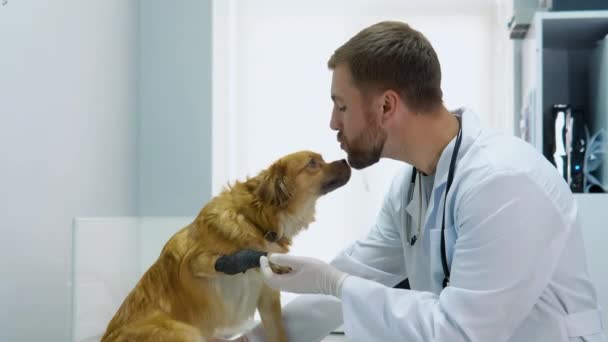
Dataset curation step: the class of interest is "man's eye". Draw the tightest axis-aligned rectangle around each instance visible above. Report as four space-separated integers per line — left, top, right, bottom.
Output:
338 106 347 112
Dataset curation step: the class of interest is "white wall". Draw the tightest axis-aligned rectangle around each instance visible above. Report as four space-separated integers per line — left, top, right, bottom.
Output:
138 0 212 216
213 0 508 263
0 1 138 340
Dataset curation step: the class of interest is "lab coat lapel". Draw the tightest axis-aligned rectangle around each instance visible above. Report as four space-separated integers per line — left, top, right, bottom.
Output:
424 108 483 288
406 108 482 247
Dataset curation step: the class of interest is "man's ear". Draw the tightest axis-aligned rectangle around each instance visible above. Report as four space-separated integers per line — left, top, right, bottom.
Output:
254 161 292 207
380 90 399 124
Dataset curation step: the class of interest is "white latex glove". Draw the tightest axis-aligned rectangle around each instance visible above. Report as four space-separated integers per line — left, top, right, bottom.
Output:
260 254 349 297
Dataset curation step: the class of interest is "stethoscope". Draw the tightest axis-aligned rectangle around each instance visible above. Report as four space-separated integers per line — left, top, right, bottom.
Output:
407 116 462 288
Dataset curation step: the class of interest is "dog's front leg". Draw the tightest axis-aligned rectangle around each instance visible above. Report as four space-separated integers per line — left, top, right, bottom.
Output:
189 252 222 278
257 284 287 342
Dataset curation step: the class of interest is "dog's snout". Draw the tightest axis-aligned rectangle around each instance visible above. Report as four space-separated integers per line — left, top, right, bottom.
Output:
319 158 351 195
332 159 351 176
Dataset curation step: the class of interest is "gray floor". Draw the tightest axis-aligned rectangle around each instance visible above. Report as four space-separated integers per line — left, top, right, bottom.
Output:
322 334 347 341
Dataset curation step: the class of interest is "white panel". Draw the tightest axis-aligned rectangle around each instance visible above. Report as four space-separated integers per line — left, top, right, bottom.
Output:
139 217 194 272
71 217 192 342
576 194 608 326
71 218 141 342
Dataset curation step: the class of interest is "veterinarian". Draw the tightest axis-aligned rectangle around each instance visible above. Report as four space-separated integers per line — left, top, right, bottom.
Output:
215 21 605 342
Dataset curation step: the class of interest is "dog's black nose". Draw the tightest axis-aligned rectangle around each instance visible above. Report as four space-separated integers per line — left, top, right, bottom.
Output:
340 159 348 166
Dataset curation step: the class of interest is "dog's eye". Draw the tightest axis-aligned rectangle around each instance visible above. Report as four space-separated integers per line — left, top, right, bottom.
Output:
307 159 319 169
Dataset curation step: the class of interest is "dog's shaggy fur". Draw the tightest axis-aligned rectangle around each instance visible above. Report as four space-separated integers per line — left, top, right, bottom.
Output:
101 151 351 342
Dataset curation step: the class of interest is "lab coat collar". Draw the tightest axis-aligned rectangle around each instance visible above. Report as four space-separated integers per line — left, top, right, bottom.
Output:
404 108 481 231
433 107 482 190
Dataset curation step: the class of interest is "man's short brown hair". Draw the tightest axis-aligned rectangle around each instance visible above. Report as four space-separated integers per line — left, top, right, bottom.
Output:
328 21 443 112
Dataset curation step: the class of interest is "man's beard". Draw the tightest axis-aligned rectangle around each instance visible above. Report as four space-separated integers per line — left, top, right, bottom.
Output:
341 116 387 170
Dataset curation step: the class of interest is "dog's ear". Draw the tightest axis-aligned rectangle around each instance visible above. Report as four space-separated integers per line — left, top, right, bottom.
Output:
254 161 292 208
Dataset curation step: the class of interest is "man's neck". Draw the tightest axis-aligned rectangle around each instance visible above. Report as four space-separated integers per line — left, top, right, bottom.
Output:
409 107 460 175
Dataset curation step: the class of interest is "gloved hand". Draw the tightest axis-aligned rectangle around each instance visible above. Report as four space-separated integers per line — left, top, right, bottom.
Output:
260 254 349 297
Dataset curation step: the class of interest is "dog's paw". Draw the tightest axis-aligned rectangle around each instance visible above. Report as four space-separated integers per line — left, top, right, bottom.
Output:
269 262 293 275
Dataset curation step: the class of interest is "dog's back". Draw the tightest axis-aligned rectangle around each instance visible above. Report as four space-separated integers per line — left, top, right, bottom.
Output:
100 225 221 341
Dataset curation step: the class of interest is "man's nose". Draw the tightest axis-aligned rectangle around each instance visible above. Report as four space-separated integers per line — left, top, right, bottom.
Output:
329 111 341 131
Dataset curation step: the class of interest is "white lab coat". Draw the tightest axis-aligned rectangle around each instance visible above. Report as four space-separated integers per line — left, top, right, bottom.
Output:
250 108 605 342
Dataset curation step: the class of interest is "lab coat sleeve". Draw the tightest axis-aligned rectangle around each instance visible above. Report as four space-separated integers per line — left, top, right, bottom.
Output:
330 168 409 286
339 172 573 342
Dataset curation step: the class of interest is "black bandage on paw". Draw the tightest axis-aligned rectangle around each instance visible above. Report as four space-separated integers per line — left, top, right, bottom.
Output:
214 249 268 275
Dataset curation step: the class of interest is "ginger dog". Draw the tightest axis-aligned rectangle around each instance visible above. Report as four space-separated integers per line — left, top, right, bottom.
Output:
101 151 351 342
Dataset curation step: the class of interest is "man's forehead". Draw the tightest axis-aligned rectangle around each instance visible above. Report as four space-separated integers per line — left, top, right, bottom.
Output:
331 66 357 99
332 64 353 84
